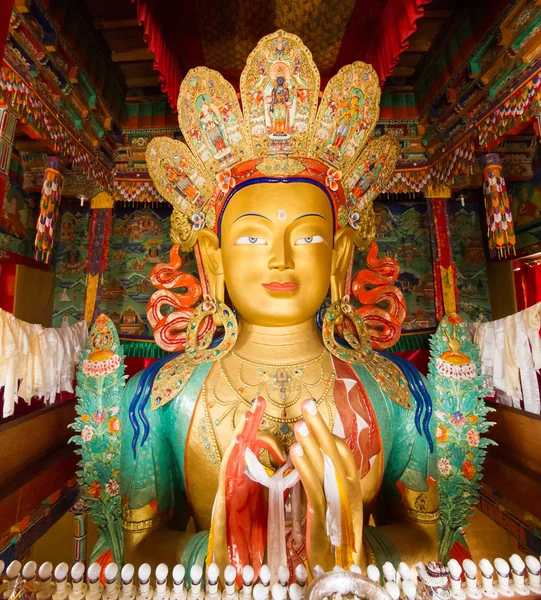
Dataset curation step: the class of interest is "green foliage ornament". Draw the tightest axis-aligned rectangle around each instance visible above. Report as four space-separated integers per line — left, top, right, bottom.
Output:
70 314 126 564
428 313 495 562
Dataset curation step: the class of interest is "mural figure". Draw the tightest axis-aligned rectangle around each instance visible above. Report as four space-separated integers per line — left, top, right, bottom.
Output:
161 159 200 205
196 95 231 161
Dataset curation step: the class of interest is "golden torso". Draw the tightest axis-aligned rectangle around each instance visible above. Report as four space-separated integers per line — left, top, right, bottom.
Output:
186 343 383 531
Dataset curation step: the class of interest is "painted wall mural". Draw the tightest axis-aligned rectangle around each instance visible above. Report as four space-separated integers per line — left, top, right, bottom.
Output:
52 205 90 327
0 158 38 258
101 205 177 340
366 199 437 331
509 154 541 257
450 201 491 321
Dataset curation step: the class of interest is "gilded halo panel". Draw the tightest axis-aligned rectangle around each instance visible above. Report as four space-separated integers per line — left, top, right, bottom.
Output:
177 67 252 178
310 62 381 173
240 30 320 158
146 137 214 225
344 134 401 211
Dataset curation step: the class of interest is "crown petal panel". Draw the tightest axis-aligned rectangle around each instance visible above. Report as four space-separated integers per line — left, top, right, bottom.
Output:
310 62 381 173
344 135 400 210
177 67 253 178
240 30 320 158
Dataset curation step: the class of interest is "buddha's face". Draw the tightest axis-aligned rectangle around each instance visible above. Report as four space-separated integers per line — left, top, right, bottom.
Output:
219 182 335 326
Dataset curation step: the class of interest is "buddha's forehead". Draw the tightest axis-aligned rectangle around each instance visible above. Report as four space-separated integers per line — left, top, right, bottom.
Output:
221 182 333 225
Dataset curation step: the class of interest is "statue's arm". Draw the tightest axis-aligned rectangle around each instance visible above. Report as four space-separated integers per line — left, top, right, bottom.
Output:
120 371 176 552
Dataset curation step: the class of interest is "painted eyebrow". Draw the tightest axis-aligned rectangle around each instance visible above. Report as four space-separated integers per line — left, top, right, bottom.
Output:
233 212 272 223
292 212 327 222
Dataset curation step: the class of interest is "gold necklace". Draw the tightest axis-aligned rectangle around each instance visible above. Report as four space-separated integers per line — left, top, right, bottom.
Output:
232 349 328 410
215 353 335 449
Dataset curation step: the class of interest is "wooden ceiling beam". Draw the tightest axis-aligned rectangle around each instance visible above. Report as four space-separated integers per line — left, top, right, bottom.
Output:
95 18 139 30
126 76 161 88
390 66 416 77
403 39 432 53
423 9 453 19
112 49 154 62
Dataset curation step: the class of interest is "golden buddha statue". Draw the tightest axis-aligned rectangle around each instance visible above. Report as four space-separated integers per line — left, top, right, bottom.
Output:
105 31 442 584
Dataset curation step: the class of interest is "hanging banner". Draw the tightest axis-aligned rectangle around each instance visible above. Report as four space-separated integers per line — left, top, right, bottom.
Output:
34 156 63 264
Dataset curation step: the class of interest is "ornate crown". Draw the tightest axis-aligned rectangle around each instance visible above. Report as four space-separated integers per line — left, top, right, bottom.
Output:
146 30 399 251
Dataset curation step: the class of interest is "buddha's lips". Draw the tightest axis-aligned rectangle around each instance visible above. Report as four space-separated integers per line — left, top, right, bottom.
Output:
262 282 299 292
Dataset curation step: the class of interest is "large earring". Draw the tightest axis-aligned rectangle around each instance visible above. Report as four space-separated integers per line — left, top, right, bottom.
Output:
185 295 238 363
322 295 373 364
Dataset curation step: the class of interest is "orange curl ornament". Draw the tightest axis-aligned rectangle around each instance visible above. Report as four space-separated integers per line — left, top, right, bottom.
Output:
351 241 406 350
146 245 215 352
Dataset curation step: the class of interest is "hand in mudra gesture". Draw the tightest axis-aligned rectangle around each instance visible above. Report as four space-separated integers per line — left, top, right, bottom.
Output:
291 399 364 572
210 397 285 585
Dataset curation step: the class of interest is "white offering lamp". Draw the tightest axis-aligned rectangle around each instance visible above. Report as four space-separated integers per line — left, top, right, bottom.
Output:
509 555 529 595
398 563 411 582
223 566 238 600
462 559 482 600
86 564 104 600
271 584 286 600
105 564 120 600
401 580 416 600
478 559 497 599
153 564 169 600
294 565 307 593
366 565 380 586
137 564 153 600
206 564 220 600
189 565 203 600
385 582 400 600
53 564 71 600
171 566 186 600
349 566 362 576
120 565 136 600
311 567 324 580
242 566 254 600
38 562 54 600
287 584 302 600
278 567 289 589
69 563 86 600
494 559 513 597
258 567 271 600
383 562 397 584
447 560 465 600
525 556 541 593
22 561 38 587
253 585 266 600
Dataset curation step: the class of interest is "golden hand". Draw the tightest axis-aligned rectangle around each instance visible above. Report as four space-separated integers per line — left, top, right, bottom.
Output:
291 399 364 572
209 397 285 586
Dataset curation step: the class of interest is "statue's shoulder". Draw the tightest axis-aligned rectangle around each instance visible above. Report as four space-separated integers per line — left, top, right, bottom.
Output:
122 353 205 414
149 353 204 411
360 352 413 411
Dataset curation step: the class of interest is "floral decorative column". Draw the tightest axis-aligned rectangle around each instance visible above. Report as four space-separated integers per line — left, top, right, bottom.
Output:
482 153 516 259
0 105 17 213
84 191 114 325
426 184 458 320
34 156 64 263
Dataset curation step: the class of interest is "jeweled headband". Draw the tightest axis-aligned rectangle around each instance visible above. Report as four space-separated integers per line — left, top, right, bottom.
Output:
146 30 400 252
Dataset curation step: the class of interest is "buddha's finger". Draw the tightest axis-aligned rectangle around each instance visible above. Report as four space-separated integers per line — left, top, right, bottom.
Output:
254 430 286 465
335 437 360 484
294 420 324 482
290 443 325 515
302 399 348 485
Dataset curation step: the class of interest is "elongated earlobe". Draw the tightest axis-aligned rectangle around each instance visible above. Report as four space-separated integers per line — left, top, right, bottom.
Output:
330 227 355 302
197 228 224 302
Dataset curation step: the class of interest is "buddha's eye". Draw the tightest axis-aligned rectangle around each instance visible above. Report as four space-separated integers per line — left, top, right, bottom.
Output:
234 236 267 245
295 235 325 246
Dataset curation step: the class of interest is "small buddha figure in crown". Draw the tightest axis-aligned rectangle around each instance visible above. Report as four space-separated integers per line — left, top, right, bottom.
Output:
85 31 451 584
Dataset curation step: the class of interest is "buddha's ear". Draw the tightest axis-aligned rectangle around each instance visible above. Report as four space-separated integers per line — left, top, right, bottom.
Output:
197 228 224 302
331 226 355 303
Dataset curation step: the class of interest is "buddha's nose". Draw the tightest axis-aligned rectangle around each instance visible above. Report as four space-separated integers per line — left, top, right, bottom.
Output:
268 239 294 271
